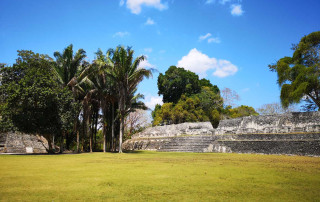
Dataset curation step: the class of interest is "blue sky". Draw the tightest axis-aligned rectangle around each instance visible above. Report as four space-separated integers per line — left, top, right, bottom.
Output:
1 0 319 111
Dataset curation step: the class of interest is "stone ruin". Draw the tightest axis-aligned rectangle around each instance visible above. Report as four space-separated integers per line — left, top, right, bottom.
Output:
123 111 320 156
0 132 49 154
1 111 319 155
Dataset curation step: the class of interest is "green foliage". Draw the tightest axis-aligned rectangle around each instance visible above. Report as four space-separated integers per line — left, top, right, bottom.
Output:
151 104 161 119
154 66 223 127
269 31 320 111
157 67 220 104
153 87 223 127
54 44 87 86
155 66 223 127
158 66 201 103
1 46 153 153
199 78 220 94
153 102 174 125
210 109 220 128
0 51 78 139
222 105 259 119
106 46 153 152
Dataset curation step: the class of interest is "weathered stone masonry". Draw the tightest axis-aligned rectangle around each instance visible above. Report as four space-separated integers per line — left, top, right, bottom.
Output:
123 112 320 156
0 132 48 154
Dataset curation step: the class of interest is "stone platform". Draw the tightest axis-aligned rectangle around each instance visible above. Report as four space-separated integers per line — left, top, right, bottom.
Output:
123 112 320 156
0 132 49 154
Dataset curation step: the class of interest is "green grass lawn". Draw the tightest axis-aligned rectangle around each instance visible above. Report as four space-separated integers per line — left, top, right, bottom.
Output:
0 151 319 201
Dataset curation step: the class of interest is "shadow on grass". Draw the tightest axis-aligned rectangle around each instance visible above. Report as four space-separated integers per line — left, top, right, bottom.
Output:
123 150 148 154
0 150 148 155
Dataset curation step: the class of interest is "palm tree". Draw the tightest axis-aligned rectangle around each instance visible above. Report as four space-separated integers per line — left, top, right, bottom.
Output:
106 46 153 153
93 49 118 152
54 44 87 152
67 64 98 152
54 44 86 87
68 56 116 152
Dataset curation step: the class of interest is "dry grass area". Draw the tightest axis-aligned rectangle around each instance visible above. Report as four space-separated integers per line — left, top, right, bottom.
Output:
0 151 319 201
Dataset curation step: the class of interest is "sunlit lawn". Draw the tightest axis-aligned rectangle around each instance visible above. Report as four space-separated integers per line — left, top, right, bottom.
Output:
0 151 319 201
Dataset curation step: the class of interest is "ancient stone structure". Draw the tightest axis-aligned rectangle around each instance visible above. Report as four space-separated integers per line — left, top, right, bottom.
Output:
123 112 320 156
0 132 49 154
215 112 320 135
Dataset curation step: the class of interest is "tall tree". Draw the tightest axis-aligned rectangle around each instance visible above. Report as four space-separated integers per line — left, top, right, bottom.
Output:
269 31 320 111
158 66 201 103
0 50 77 153
54 44 87 87
54 44 87 152
106 46 152 153
93 49 119 152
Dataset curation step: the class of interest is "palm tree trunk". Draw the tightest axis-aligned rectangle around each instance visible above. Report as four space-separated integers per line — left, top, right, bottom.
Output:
94 111 98 151
103 121 106 152
101 100 107 153
74 118 79 153
60 131 64 154
89 119 93 153
76 129 80 153
111 102 115 152
119 117 123 153
119 93 125 153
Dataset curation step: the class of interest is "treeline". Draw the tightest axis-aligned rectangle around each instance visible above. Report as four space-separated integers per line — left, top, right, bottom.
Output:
0 45 152 153
152 66 258 127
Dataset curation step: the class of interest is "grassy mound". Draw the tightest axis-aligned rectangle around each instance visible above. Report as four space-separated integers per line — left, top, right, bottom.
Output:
0 151 319 201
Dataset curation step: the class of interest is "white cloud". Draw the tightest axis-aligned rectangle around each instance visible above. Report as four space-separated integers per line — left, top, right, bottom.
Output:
119 0 125 6
144 48 153 53
205 0 215 4
205 0 244 16
213 59 238 77
138 56 155 69
145 17 155 25
219 0 231 5
199 33 221 44
208 37 221 43
206 0 232 5
113 31 130 38
231 4 244 16
199 33 212 41
145 95 163 110
177 48 238 78
126 0 168 14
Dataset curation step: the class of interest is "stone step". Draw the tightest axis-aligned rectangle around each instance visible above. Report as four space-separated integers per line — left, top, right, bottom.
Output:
5 148 26 153
161 145 212 148
159 149 204 152
158 136 215 152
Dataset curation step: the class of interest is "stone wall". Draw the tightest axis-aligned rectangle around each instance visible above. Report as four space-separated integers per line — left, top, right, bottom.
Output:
0 132 49 154
132 122 214 138
210 133 320 156
131 111 320 138
215 111 320 135
123 111 320 156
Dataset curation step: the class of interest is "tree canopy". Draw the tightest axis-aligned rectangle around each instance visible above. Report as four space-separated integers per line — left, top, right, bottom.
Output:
0 51 79 152
157 66 219 103
269 31 320 111
0 46 152 153
154 66 259 127
154 66 223 128
222 105 258 119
